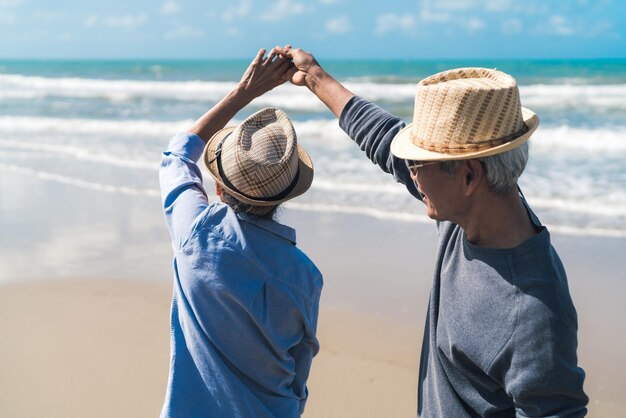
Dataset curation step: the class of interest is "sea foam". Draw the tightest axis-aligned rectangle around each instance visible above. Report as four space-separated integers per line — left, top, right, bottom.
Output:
1 116 624 154
1 162 623 239
3 73 626 111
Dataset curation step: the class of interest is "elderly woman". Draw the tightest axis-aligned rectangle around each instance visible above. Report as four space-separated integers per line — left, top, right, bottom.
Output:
159 49 322 418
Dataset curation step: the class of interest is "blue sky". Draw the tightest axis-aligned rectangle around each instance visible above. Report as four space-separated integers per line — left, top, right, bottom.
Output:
0 0 624 59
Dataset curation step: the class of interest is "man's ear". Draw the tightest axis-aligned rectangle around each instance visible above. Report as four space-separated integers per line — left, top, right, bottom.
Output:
463 159 484 195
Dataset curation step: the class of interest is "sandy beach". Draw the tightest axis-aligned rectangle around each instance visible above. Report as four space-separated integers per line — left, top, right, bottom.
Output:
1 204 626 417
0 279 421 418
1 1 626 414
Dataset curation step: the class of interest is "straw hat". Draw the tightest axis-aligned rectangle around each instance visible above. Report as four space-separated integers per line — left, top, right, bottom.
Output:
390 67 539 161
202 108 313 206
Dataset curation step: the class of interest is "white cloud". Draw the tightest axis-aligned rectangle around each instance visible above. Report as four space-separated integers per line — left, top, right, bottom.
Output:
549 15 576 36
164 26 204 40
376 13 415 35
537 15 615 39
0 0 22 8
523 4 550 15
259 0 309 22
484 0 514 11
420 9 451 23
58 32 74 41
84 15 98 27
84 14 147 29
33 10 64 21
225 27 240 36
222 0 251 22
160 0 181 16
585 20 616 38
0 11 15 24
420 0 474 11
501 18 522 34
320 0 336 3
531 15 588 38
325 16 351 34
0 0 20 22
463 17 485 33
419 0 526 13
454 0 520 11
107 14 147 28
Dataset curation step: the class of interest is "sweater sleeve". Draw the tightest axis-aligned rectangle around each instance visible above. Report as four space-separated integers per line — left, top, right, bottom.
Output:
338 96 421 200
487 281 588 417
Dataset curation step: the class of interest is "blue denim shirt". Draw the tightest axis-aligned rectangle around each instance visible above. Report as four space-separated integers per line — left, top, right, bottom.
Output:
159 132 323 418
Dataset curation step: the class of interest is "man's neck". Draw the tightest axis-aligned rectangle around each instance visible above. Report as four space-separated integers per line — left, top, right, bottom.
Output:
461 188 538 249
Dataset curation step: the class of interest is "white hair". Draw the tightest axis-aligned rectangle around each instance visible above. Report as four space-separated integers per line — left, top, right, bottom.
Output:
222 191 280 219
439 142 529 194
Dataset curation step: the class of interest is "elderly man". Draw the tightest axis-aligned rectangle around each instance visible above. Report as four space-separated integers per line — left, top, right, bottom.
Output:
279 46 588 417
159 48 322 417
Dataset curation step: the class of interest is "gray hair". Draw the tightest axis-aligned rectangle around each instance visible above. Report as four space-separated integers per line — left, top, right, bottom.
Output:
439 142 529 194
221 191 281 220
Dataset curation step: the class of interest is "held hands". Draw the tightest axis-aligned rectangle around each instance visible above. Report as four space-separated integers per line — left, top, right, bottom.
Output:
235 44 350 119
187 48 291 142
278 45 321 87
237 48 291 100
237 45 321 96
279 44 353 118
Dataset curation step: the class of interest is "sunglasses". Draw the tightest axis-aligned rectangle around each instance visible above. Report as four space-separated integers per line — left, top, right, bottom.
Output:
405 160 440 173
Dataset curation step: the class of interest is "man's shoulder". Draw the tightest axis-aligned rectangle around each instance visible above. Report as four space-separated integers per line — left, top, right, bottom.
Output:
507 228 565 284
436 221 463 246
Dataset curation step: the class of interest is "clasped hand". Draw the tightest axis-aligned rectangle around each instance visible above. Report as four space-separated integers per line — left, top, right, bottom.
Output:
239 45 320 99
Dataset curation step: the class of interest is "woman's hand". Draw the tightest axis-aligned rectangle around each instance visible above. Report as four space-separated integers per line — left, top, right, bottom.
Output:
188 47 292 142
237 48 291 100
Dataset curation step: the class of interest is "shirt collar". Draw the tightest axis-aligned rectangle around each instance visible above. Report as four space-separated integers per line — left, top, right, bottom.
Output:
236 212 297 245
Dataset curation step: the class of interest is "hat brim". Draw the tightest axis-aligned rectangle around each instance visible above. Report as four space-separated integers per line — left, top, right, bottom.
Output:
201 126 314 207
390 107 539 161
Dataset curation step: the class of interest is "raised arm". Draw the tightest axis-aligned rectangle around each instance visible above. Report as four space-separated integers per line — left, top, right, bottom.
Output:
280 46 354 118
159 48 291 248
190 48 292 142
279 46 418 198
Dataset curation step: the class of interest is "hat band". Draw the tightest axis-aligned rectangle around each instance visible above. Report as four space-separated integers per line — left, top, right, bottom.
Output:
411 123 529 153
214 134 301 203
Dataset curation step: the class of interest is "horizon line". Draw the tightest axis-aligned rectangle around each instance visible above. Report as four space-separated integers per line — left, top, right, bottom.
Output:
1 56 626 62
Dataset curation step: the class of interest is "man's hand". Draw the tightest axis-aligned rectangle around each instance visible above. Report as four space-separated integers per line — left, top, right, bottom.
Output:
278 44 354 118
237 48 292 100
278 46 321 87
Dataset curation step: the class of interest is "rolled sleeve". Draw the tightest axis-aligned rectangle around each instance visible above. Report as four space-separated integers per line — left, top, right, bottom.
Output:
159 132 210 249
167 131 206 162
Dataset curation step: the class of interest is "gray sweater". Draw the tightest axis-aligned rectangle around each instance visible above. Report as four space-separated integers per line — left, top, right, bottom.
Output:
339 96 588 417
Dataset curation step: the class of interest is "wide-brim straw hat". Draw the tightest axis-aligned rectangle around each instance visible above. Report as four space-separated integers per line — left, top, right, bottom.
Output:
202 108 313 207
391 67 540 161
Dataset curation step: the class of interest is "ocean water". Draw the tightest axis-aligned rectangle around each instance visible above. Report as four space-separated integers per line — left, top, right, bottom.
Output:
1 58 625 246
